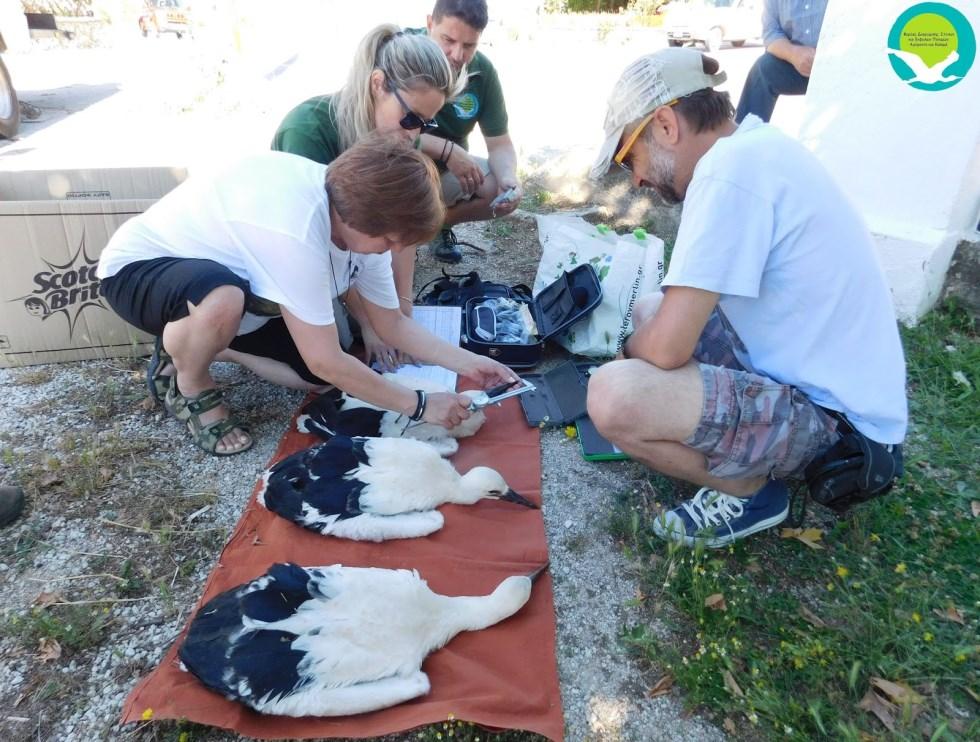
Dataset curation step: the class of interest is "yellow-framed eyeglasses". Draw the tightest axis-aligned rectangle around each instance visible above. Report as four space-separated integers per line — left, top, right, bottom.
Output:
613 99 679 173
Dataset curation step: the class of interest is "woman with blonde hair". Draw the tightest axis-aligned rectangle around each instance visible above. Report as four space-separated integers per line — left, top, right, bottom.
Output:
273 24 464 371
99 133 515 457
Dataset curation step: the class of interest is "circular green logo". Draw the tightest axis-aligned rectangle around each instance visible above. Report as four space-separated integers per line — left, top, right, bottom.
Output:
888 2 975 90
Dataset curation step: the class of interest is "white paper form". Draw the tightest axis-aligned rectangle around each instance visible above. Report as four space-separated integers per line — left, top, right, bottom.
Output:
377 305 462 390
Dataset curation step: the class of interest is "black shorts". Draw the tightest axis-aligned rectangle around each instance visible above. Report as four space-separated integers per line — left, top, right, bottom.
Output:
100 257 327 385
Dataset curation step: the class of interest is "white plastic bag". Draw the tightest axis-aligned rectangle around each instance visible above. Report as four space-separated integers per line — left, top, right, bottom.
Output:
534 214 664 358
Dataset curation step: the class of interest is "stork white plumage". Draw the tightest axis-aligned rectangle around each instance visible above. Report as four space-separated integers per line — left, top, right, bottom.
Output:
888 48 961 84
297 374 486 457
257 435 537 541
178 562 541 716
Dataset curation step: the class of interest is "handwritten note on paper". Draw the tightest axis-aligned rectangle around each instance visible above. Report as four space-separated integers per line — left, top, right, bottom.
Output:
381 306 462 390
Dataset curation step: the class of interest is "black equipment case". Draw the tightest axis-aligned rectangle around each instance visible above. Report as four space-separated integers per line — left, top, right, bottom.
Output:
460 264 602 369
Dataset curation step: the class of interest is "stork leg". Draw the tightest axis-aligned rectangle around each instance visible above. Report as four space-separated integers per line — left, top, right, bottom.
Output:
255 671 431 717
324 511 445 541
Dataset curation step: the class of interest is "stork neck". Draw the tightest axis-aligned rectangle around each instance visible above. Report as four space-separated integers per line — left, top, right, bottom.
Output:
433 593 515 634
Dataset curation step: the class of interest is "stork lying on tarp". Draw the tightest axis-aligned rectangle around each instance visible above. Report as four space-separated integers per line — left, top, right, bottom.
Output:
297 374 486 457
258 435 537 541
178 562 545 717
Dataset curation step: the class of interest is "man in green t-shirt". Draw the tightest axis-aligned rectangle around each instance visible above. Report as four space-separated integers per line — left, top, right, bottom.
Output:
412 0 522 263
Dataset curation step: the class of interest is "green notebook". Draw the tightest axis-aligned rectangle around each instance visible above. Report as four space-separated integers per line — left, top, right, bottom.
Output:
576 417 630 462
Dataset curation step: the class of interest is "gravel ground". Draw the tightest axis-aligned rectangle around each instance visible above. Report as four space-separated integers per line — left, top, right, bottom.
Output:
0 213 721 741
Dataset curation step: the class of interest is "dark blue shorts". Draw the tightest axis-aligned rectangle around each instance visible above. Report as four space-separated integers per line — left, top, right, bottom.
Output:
100 257 326 385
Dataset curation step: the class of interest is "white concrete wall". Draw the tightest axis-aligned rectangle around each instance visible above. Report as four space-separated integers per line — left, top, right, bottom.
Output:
0 0 30 51
799 0 980 322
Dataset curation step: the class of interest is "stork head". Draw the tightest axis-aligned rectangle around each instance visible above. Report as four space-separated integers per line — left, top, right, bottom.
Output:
456 466 538 508
490 575 534 615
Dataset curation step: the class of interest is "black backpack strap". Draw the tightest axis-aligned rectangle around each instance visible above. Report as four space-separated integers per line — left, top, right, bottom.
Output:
416 270 482 305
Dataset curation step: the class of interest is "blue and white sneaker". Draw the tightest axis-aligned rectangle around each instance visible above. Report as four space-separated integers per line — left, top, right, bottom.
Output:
652 480 790 548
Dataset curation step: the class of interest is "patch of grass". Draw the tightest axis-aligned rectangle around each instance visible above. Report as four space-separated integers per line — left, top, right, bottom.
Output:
485 220 515 239
115 559 147 598
615 302 980 739
564 532 590 554
0 521 48 566
8 603 112 652
87 377 142 422
521 187 553 212
39 432 155 500
156 579 177 619
11 368 53 386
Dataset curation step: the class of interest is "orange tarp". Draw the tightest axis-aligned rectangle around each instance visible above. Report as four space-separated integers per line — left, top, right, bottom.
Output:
121 396 563 740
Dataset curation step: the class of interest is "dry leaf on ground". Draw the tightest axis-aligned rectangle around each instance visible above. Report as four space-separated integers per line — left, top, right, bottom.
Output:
933 605 966 625
723 718 737 734
32 591 65 608
800 604 828 628
870 676 926 707
705 593 727 611
39 472 63 488
780 527 825 549
857 688 897 732
37 638 62 663
647 674 673 698
722 670 744 698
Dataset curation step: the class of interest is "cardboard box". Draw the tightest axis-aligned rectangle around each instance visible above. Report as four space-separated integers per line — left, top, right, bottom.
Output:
0 167 186 368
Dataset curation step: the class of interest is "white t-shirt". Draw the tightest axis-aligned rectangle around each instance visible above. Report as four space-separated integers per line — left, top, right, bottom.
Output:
663 115 907 444
97 151 400 334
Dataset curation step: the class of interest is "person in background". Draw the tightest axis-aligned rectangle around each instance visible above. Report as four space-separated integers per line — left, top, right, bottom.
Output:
410 0 523 263
587 48 906 548
273 24 463 371
99 133 516 457
735 0 828 123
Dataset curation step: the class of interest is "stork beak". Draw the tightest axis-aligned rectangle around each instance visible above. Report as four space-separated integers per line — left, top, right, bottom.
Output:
526 563 550 583
500 489 538 509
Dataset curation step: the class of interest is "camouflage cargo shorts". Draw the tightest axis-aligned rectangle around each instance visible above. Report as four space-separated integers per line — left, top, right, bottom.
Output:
684 310 840 480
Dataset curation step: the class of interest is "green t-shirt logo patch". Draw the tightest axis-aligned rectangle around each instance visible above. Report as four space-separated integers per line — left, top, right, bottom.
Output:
887 2 975 90
452 93 480 120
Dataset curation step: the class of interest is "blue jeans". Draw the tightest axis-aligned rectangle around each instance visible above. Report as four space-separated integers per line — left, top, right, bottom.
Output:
735 51 809 123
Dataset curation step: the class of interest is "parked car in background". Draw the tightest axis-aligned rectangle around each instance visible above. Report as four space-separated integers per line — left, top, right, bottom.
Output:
139 0 193 39
663 0 762 52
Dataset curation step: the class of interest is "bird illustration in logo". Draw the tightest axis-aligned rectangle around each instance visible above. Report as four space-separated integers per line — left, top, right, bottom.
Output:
888 48 961 85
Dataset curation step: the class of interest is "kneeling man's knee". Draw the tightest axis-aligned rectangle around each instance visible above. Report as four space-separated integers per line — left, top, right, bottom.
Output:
586 361 635 438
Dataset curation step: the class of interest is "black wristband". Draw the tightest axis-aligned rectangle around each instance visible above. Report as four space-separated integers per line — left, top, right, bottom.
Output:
439 138 450 165
409 389 427 421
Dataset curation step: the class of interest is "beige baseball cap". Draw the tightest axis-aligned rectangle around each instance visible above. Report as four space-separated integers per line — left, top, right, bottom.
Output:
590 47 727 180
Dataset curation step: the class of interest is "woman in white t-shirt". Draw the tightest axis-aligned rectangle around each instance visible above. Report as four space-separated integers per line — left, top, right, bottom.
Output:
97 132 515 456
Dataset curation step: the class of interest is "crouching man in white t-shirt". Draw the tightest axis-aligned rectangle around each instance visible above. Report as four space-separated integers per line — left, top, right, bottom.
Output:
97 132 516 456
587 49 907 547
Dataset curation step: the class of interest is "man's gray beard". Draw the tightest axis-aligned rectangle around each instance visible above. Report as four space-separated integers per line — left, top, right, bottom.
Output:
649 144 682 205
